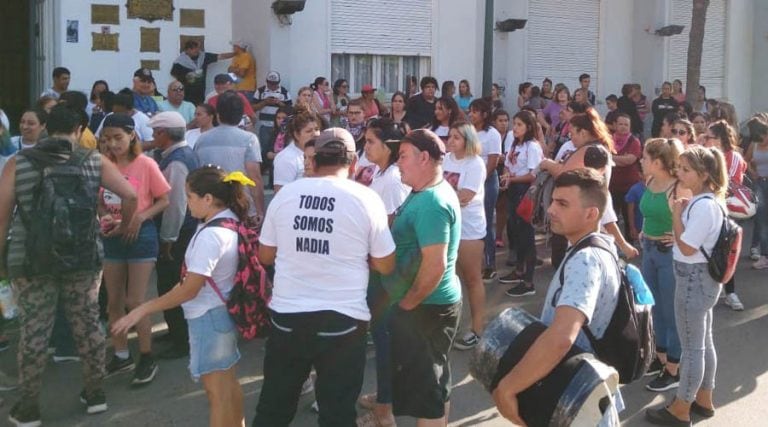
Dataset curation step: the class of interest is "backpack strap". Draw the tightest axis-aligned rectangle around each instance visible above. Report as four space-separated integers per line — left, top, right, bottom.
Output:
192 217 241 304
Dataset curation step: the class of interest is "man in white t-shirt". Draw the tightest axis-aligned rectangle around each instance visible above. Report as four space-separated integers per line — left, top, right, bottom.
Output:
494 168 622 426
254 128 396 427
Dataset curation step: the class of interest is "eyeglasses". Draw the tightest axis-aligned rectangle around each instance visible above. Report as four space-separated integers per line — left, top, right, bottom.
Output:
170 87 184 92
671 129 687 136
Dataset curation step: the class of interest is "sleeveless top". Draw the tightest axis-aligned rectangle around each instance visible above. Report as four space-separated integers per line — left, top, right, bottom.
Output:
8 141 102 277
639 181 675 237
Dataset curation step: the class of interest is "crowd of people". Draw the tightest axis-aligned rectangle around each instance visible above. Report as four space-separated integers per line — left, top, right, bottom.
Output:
0 49 767 427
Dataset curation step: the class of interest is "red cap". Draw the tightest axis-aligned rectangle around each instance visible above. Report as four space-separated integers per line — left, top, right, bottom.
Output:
361 84 376 93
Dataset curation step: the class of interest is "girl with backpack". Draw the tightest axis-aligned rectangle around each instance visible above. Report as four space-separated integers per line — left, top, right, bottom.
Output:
646 146 727 426
638 138 687 393
113 166 253 427
100 113 170 385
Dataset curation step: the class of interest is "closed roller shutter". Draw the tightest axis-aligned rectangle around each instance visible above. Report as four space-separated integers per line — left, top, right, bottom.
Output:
526 0 601 93
668 0 726 98
331 0 432 55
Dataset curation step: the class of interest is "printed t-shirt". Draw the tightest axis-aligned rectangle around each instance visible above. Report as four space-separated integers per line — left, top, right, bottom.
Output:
504 139 544 177
260 177 396 321
101 154 170 219
442 153 486 240
383 180 462 305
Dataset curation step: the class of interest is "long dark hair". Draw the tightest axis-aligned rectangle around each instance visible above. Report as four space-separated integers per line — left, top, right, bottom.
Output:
469 98 492 130
366 117 405 171
187 166 250 221
431 97 462 130
89 80 109 102
310 76 327 92
512 110 537 147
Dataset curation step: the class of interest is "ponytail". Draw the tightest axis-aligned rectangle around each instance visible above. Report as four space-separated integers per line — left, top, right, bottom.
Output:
187 167 253 221
680 146 728 200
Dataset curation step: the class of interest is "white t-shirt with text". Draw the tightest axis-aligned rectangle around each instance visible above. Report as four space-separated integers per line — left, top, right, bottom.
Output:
443 153 487 240
260 177 396 321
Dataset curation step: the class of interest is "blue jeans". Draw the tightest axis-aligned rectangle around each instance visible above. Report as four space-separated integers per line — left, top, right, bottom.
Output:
641 238 681 362
752 178 768 254
483 170 500 269
674 262 720 402
367 277 393 404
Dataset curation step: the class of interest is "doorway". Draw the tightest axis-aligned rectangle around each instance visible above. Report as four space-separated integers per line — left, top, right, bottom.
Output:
0 0 32 134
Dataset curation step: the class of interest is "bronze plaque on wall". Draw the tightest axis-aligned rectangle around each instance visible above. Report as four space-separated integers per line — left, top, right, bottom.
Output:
126 0 173 22
179 9 205 28
140 60 160 71
92 32 120 51
140 27 160 52
91 4 120 25
179 35 205 52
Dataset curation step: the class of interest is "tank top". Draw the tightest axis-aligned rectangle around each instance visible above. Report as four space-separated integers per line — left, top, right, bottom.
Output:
752 145 768 178
639 182 674 237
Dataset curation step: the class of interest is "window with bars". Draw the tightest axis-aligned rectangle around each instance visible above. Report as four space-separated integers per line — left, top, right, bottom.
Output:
331 53 431 96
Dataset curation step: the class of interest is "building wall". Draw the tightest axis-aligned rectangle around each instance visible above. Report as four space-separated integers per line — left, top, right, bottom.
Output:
724 0 754 121
53 0 232 97
435 0 484 98
751 0 768 115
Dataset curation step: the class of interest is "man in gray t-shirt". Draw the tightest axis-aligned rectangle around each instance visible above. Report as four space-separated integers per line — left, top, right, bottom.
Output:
493 169 622 426
194 91 265 218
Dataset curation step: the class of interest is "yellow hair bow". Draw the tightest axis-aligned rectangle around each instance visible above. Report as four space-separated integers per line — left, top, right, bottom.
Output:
222 171 256 187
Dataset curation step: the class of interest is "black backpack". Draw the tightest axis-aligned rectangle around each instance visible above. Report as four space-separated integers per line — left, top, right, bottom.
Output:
686 196 742 284
552 235 655 384
17 147 101 276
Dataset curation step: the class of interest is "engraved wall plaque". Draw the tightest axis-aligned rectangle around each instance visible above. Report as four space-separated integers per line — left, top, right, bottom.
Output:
179 35 205 52
140 60 160 71
180 9 205 28
92 32 120 51
92 4 120 25
126 0 173 22
140 27 160 52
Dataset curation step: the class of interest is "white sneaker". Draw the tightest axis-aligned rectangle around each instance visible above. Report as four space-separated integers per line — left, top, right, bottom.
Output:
725 293 745 311
752 256 768 269
750 247 761 261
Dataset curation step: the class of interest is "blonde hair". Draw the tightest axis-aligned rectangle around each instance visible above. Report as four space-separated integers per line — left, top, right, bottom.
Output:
644 138 684 176
680 145 728 199
449 121 482 157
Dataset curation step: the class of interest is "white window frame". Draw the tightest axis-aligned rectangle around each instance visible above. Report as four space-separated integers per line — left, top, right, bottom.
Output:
331 53 431 99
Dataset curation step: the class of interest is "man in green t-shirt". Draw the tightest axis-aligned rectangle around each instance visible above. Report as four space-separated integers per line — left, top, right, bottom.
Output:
383 128 462 424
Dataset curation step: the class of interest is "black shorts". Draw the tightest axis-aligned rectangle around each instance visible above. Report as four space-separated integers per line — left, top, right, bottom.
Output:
389 302 461 419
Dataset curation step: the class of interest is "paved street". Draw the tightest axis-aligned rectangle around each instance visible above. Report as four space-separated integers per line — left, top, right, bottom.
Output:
1 222 767 426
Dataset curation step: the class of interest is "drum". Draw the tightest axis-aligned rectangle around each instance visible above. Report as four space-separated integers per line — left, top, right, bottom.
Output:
470 308 620 427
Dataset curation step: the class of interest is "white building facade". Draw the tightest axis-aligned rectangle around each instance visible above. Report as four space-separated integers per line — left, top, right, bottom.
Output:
28 0 768 122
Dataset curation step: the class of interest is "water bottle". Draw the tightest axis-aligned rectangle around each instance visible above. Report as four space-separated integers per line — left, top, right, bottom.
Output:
0 280 18 320
625 264 655 306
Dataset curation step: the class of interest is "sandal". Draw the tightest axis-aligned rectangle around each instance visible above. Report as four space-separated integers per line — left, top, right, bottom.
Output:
356 409 396 427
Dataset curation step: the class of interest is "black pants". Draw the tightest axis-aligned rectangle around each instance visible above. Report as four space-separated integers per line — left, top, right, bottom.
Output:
156 226 195 348
253 310 367 427
506 183 536 282
611 188 632 239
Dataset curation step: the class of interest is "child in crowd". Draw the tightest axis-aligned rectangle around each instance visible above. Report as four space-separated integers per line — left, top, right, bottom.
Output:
625 180 646 243
113 167 253 427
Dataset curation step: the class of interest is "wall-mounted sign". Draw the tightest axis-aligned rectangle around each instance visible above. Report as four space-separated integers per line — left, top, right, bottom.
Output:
180 9 205 28
140 27 160 52
127 0 173 23
140 60 161 71
179 35 205 52
92 32 120 51
66 20 79 43
91 4 120 25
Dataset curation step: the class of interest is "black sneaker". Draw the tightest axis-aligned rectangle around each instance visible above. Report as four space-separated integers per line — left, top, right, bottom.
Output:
482 268 497 281
9 401 41 427
498 270 524 284
132 353 158 386
646 369 680 392
79 389 108 414
105 354 134 377
645 358 664 377
505 283 536 297
453 331 480 350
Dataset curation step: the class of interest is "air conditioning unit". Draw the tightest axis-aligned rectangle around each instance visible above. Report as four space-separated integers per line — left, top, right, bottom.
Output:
272 0 306 15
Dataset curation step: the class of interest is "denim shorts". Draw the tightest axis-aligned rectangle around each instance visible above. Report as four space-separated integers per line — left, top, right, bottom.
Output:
188 305 240 381
103 220 159 263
